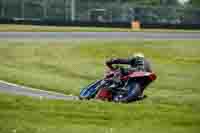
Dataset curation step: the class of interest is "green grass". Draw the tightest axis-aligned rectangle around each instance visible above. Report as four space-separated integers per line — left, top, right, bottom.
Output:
0 40 200 133
0 24 200 32
0 92 199 133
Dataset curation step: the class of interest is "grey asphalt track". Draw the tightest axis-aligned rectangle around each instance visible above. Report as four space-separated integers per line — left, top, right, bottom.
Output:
0 31 199 100
0 31 200 40
0 80 79 100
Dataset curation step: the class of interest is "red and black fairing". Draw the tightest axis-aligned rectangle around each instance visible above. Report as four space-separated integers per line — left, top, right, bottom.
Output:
121 71 156 81
94 69 157 101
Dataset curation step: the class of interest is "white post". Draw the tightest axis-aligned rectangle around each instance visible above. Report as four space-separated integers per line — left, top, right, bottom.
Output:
71 0 75 21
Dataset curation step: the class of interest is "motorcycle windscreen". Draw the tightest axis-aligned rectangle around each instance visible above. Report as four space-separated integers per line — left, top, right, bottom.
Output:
80 80 102 98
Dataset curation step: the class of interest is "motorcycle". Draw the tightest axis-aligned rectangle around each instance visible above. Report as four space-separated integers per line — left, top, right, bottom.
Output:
79 66 157 103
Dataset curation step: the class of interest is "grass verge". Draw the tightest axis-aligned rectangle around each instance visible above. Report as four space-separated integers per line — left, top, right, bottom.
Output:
0 40 200 133
0 24 200 32
0 92 199 133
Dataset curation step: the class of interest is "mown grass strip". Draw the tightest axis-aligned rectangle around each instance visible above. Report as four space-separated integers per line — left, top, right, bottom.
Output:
0 24 200 32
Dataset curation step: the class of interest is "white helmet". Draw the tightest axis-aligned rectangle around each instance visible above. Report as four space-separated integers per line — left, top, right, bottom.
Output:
134 52 144 58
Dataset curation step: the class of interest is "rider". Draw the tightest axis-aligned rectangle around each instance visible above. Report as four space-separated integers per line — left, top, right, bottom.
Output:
106 53 152 73
105 53 152 103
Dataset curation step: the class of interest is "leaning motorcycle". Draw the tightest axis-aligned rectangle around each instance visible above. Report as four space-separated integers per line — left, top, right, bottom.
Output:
79 66 157 103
